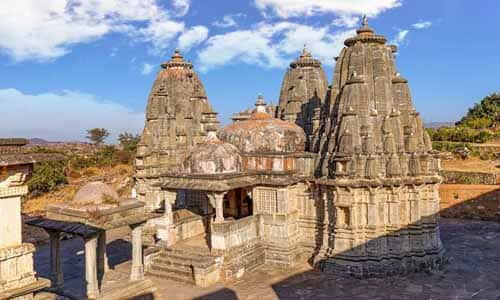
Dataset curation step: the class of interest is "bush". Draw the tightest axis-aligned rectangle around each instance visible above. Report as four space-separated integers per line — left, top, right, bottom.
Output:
480 152 492 161
426 126 491 143
28 161 67 194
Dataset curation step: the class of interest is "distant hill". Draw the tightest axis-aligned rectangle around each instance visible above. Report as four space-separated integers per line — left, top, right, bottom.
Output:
28 138 52 145
425 122 455 129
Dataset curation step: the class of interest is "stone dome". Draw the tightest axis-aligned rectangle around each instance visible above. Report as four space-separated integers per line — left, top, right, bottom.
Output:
182 130 242 175
220 96 306 153
73 182 120 205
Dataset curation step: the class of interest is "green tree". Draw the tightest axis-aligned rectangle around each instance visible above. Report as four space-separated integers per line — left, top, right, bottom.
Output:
457 93 500 128
28 161 67 193
118 132 141 152
86 128 109 145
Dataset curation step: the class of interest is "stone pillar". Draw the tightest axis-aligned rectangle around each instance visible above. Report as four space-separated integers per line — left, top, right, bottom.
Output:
49 231 63 288
214 193 224 223
157 190 177 246
97 231 108 279
84 236 99 299
130 224 144 281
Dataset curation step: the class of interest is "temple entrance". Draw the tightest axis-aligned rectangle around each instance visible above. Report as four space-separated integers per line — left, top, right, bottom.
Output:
223 188 253 220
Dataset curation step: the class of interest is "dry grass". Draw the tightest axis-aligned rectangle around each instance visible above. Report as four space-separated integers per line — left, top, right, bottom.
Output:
22 164 134 215
442 157 500 174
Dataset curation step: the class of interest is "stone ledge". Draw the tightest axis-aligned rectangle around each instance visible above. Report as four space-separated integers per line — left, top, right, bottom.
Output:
0 277 50 300
0 185 28 198
0 243 35 261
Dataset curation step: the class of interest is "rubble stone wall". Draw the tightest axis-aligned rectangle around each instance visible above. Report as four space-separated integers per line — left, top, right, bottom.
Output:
441 170 500 185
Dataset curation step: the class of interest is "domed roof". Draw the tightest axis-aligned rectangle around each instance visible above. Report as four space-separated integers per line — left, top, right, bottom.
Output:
73 182 120 205
220 96 306 153
182 129 242 175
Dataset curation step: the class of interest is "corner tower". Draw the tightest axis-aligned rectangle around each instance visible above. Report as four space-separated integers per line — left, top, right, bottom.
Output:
277 47 329 150
314 17 444 277
135 49 218 209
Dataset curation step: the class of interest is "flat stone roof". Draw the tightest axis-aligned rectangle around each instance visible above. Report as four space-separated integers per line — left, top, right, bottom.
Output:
156 172 310 192
0 138 28 146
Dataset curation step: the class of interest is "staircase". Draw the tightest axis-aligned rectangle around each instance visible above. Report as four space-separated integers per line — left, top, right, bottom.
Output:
148 243 221 285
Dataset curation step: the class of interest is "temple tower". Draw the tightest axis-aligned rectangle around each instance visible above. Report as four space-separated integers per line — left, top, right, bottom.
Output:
135 49 218 210
277 47 329 150
314 17 444 277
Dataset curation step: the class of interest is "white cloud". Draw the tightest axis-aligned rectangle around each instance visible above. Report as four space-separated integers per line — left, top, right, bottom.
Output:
412 21 432 30
197 22 355 71
213 14 245 28
391 21 432 47
136 17 185 55
332 15 360 28
172 0 190 16
0 89 144 142
178 26 209 51
141 63 156 75
0 0 191 62
254 0 401 18
391 29 409 46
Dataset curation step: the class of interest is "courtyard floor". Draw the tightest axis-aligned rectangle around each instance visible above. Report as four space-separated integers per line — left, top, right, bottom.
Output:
31 218 500 300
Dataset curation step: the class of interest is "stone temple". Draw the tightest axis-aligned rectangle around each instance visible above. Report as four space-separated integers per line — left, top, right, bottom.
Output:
134 18 444 285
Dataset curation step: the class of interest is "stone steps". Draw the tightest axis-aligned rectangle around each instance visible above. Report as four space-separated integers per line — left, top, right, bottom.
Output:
147 268 195 285
147 246 220 286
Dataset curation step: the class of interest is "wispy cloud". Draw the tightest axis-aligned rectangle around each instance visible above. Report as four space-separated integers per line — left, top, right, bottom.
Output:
141 63 156 75
213 14 245 28
412 21 432 29
254 0 402 18
332 15 360 28
391 29 409 46
172 0 190 17
178 26 209 51
391 20 433 47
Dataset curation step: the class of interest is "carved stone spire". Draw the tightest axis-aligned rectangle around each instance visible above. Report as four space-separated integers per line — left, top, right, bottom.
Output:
277 47 329 150
315 19 437 179
314 19 444 277
135 48 217 207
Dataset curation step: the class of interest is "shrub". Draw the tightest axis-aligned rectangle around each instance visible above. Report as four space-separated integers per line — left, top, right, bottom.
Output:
480 152 492 161
427 126 491 143
28 161 68 194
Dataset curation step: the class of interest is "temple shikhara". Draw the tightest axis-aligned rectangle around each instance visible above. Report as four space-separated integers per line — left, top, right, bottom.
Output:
134 17 445 286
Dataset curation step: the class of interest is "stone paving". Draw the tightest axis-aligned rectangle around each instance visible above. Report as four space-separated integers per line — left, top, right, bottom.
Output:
31 218 500 300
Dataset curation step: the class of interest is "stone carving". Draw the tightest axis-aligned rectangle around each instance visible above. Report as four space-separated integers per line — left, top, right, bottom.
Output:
277 46 329 150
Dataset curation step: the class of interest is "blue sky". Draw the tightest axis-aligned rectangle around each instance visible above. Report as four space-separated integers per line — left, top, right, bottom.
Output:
0 0 498 142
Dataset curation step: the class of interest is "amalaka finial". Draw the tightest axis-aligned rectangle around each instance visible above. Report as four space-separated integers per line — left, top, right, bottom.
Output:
172 48 183 60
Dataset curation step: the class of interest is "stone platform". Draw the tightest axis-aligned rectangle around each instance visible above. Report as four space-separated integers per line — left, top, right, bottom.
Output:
29 219 500 299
